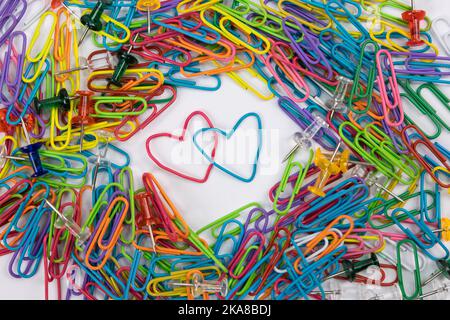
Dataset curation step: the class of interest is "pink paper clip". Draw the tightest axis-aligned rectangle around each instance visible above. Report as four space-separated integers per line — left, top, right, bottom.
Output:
259 41 310 103
376 49 404 127
146 110 218 183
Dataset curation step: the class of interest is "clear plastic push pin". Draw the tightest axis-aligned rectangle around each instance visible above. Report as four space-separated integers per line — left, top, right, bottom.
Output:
168 273 228 298
89 131 114 189
55 52 115 76
366 171 405 203
325 76 353 121
351 166 405 203
416 282 450 300
44 199 91 245
365 284 403 300
421 259 450 287
282 115 328 163
310 288 342 300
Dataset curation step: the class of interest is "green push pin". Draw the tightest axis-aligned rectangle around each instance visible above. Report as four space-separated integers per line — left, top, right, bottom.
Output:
78 0 113 47
323 253 380 282
33 89 78 114
108 34 139 87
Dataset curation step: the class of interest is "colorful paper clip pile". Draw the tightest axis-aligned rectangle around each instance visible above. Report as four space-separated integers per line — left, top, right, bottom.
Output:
0 0 450 301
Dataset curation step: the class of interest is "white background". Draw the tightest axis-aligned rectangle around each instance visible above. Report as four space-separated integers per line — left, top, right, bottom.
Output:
0 0 449 299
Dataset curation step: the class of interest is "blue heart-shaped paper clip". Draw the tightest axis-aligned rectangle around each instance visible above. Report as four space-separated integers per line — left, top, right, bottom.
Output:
192 112 262 183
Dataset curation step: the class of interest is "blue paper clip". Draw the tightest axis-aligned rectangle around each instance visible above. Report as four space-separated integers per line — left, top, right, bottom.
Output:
193 112 262 183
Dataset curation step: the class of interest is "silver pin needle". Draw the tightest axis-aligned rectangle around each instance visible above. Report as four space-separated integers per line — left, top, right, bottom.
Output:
148 8 151 35
282 116 328 163
282 144 300 163
78 27 89 47
375 183 405 203
0 145 25 162
148 225 156 253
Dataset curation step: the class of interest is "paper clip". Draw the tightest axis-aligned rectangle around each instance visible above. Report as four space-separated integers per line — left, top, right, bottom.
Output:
146 111 217 183
431 16 450 55
200 5 271 54
22 11 57 84
396 239 422 300
325 0 370 45
375 49 404 127
283 114 328 163
78 1 131 46
401 125 450 188
274 149 313 215
0 31 26 106
348 40 379 114
192 112 262 183
0 0 26 45
391 207 450 261
84 195 129 270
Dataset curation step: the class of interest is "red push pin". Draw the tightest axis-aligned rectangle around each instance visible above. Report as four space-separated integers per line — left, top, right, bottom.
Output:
0 109 13 134
402 0 426 47
72 91 95 152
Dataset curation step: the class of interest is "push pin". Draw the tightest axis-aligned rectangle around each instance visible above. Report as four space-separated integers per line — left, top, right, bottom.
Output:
78 0 113 47
310 289 342 298
421 259 450 287
108 34 140 87
51 0 78 16
415 282 450 300
325 76 353 121
321 150 375 170
402 0 426 47
44 199 91 245
135 192 157 253
0 145 26 167
282 114 328 163
72 91 95 152
168 273 228 298
33 88 78 114
308 142 346 197
366 285 403 300
89 131 113 189
432 218 450 242
351 166 405 203
365 171 405 203
19 117 48 178
0 109 13 134
137 0 161 35
323 253 380 282
55 52 115 76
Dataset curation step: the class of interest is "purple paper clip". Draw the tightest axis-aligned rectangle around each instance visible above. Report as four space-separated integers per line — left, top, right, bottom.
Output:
0 31 26 106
